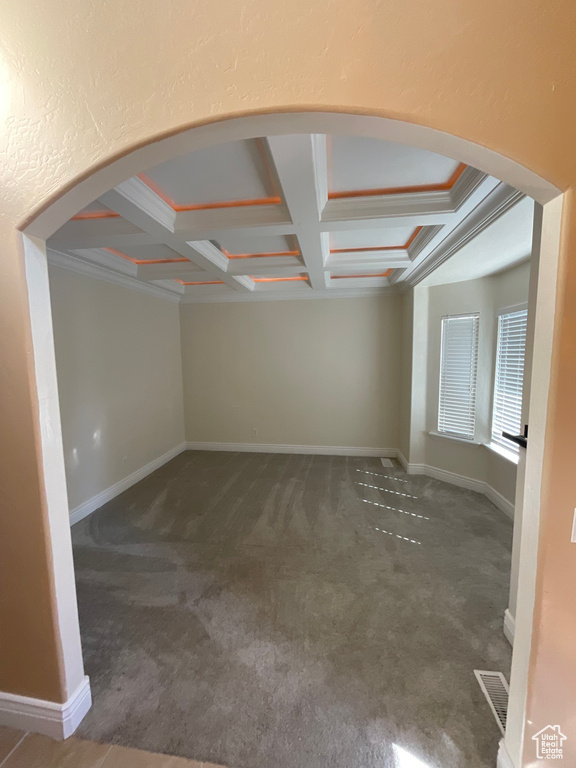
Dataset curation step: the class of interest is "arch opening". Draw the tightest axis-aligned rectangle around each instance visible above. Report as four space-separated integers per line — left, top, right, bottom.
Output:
17 111 564 768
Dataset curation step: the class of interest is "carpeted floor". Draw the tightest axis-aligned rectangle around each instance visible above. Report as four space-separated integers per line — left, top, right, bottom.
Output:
72 451 512 768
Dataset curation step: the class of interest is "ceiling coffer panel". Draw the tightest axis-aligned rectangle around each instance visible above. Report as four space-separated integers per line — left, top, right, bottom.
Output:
138 139 280 209
47 132 519 303
329 136 464 196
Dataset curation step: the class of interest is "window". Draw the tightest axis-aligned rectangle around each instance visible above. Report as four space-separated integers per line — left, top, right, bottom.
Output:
491 307 528 455
438 313 480 440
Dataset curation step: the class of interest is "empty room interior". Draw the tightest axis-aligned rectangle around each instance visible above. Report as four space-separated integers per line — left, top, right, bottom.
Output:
43 133 534 768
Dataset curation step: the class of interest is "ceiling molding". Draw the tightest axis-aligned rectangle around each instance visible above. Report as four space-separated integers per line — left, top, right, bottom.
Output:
404 184 525 286
99 185 254 293
47 134 525 304
449 166 489 210
179 285 399 303
47 249 182 302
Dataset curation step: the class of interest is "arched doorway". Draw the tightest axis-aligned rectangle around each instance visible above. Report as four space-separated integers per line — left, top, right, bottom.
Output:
13 112 563 768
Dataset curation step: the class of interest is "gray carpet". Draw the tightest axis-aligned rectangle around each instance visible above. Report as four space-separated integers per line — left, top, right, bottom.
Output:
72 452 512 768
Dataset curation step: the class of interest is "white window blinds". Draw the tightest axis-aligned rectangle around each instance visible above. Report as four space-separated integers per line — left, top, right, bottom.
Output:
491 308 528 454
438 313 479 440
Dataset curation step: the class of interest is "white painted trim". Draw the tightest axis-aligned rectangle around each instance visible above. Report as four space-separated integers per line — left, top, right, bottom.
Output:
428 430 481 446
70 442 186 525
484 442 519 465
23 236 86 699
47 248 181 303
405 462 514 520
395 449 409 472
504 608 515 646
485 485 515 521
405 184 525 286
0 676 91 740
186 441 396 457
497 739 516 768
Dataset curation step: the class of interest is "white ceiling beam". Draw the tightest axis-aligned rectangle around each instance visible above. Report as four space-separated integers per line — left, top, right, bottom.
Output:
227 255 304 276
174 203 291 236
326 250 411 271
265 134 329 290
99 182 253 293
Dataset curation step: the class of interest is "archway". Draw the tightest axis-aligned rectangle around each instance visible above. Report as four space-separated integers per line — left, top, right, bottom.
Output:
12 112 563 768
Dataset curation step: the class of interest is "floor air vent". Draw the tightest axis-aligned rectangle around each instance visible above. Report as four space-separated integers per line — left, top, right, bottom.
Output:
380 458 394 468
474 670 509 735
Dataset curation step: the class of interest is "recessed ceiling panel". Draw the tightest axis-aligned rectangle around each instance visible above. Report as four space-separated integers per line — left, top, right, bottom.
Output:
72 202 119 219
330 227 418 251
140 139 278 208
329 136 463 195
110 244 190 263
217 234 297 257
49 129 508 304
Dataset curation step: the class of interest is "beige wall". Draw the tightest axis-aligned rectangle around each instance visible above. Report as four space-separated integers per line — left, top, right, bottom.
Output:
49 266 185 511
424 261 531 503
180 297 401 450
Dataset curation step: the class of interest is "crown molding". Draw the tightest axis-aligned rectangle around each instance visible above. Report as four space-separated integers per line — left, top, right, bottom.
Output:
450 166 489 210
404 184 525 286
47 249 182 302
178 285 399 303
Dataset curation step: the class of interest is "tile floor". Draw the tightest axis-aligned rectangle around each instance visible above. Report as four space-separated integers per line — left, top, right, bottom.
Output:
0 727 228 768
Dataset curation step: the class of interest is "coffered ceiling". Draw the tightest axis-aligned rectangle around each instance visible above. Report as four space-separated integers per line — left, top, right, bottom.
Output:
47 135 526 303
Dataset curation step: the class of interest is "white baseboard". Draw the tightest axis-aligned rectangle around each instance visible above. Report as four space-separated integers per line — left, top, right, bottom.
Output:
405 462 515 520
484 485 515 520
503 608 515 646
497 739 516 768
395 449 409 471
0 675 91 740
186 441 396 458
70 442 186 525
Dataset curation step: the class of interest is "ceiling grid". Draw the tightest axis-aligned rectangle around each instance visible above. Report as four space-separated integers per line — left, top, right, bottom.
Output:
47 135 524 302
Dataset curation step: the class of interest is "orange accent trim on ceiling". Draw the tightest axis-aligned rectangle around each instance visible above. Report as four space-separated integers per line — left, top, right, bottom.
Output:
332 269 392 279
328 163 467 200
175 280 226 286
224 249 300 260
330 226 423 254
252 275 308 283
72 210 120 220
137 173 281 212
103 248 189 266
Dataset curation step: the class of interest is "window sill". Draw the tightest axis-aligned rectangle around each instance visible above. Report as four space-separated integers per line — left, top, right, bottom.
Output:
428 431 481 446
483 442 519 465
